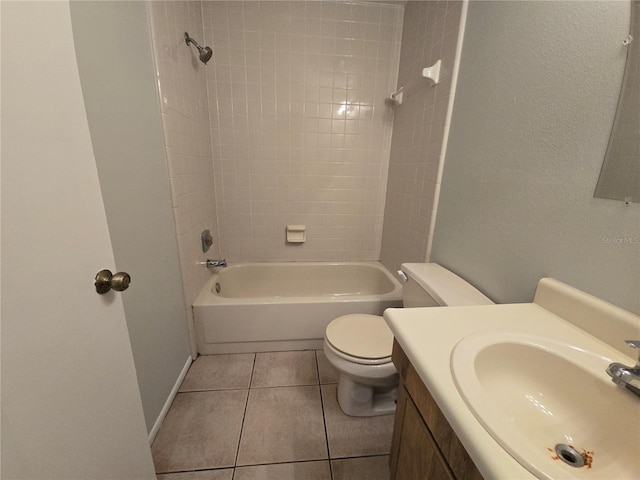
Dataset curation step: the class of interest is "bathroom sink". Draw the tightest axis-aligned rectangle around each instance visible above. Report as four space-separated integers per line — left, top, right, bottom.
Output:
451 331 640 480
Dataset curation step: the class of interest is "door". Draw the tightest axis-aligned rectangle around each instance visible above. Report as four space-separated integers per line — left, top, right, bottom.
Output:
69 0 192 434
1 2 157 478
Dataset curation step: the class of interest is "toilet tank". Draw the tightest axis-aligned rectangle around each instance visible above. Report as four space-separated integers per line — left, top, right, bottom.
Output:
400 263 494 307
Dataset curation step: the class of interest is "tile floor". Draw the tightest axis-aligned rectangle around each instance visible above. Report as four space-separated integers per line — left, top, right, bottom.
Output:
152 350 394 480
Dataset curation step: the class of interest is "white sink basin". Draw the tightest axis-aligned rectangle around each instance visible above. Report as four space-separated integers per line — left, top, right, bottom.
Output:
451 331 640 479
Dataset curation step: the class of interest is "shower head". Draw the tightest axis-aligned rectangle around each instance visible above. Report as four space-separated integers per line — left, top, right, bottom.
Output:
184 32 213 65
199 46 213 65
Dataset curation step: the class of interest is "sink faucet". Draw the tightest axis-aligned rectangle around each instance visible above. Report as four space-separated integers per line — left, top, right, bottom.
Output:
606 340 640 398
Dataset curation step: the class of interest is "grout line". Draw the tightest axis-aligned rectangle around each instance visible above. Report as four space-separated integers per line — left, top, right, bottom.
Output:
179 380 335 393
159 455 393 478
157 466 234 476
178 386 253 393
242 382 327 390
233 458 332 469
330 453 391 461
247 352 257 387
315 350 335 480
232 353 257 470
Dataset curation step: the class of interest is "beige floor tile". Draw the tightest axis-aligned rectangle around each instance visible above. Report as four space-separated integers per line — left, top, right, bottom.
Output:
321 385 395 459
315 349 339 384
156 469 233 480
236 386 328 465
151 391 247 473
179 354 255 392
233 461 331 480
331 455 391 480
251 351 318 387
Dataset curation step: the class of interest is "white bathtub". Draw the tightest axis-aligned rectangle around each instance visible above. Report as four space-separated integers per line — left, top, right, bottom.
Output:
193 262 402 354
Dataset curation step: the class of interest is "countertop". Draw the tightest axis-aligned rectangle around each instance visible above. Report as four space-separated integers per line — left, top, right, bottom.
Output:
383 302 634 480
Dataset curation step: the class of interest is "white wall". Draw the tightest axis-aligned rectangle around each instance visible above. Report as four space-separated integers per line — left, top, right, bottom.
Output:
431 1 640 314
204 1 403 262
70 1 192 432
380 0 463 272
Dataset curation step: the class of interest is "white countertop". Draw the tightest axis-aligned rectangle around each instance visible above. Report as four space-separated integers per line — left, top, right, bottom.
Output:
383 302 635 480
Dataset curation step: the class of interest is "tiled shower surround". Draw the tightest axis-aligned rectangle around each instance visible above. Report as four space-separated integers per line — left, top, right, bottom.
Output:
149 1 462 316
380 1 462 272
150 1 219 322
204 1 403 261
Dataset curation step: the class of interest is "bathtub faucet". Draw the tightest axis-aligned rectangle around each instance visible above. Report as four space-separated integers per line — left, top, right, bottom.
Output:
204 259 227 268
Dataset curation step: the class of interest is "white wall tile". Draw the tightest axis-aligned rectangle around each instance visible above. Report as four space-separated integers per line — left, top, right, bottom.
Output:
149 0 462 300
380 0 462 272
204 0 403 262
149 1 219 308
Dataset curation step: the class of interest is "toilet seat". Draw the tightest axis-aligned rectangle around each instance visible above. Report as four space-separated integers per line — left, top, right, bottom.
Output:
325 314 393 365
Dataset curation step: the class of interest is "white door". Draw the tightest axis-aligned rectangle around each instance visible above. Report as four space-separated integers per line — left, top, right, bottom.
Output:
1 2 157 478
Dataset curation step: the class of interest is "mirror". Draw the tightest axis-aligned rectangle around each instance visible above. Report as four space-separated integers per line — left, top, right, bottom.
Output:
595 0 639 203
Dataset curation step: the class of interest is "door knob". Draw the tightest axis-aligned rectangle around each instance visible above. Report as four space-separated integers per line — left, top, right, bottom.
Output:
95 269 131 294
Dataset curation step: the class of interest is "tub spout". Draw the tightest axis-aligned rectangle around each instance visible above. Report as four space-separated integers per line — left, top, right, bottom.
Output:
198 259 227 268
206 259 227 268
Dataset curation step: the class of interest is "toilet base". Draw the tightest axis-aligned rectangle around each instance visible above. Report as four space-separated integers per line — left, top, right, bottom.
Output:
336 375 397 417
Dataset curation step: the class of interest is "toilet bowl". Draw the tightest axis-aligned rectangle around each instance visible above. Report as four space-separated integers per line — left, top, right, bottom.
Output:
324 314 398 416
323 263 493 417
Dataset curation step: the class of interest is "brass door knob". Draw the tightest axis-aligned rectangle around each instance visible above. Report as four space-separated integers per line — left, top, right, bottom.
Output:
95 269 131 294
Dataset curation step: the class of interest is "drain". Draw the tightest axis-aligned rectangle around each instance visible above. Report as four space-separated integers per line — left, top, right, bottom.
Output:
215 282 221 294
554 444 586 468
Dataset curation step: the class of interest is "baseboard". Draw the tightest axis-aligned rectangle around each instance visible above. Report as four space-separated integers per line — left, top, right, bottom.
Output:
148 355 193 445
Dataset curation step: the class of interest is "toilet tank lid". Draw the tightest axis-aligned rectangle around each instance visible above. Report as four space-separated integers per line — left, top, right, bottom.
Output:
401 263 494 306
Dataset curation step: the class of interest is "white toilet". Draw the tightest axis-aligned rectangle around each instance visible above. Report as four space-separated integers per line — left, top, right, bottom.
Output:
323 263 494 417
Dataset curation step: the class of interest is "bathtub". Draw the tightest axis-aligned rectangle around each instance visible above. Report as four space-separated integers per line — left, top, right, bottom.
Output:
193 262 402 354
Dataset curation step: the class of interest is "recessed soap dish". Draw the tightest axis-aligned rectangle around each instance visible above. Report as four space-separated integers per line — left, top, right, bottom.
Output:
286 224 306 243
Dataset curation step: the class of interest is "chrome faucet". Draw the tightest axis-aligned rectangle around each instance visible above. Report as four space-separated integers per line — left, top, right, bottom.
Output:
205 259 227 268
606 340 640 398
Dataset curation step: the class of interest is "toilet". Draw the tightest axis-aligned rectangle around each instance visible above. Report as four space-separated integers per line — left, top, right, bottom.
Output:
323 263 494 417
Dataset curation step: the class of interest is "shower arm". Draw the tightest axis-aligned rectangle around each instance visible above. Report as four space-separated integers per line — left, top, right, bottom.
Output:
184 32 202 49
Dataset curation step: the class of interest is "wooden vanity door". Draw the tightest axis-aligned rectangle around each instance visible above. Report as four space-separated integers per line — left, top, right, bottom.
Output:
391 383 455 480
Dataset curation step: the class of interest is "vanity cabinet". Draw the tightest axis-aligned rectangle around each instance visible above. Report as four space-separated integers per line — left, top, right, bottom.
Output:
390 340 484 480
